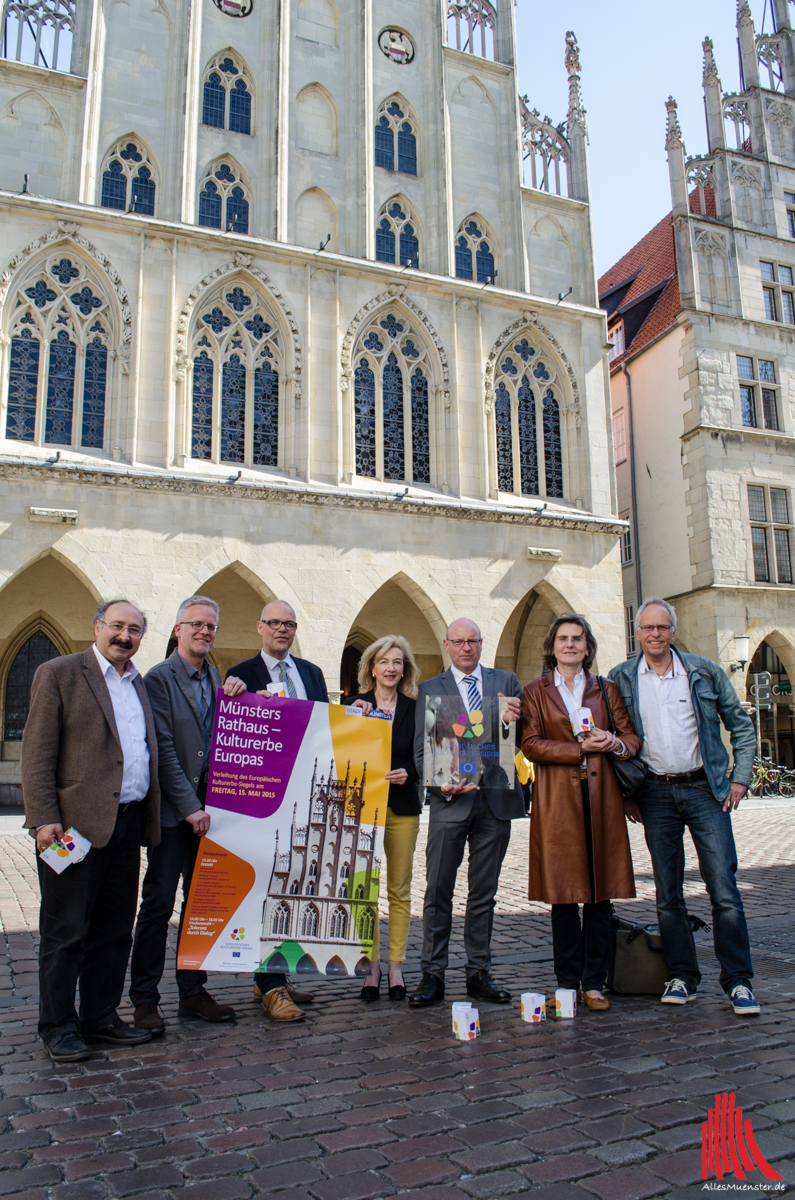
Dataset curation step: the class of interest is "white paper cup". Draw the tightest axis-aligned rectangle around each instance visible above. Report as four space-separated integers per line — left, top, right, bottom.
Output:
452 1005 480 1039
520 992 546 1023
555 988 577 1019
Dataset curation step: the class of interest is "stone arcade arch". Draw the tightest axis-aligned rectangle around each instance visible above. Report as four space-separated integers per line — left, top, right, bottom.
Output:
746 632 795 766
339 573 446 697
493 580 581 684
185 563 289 680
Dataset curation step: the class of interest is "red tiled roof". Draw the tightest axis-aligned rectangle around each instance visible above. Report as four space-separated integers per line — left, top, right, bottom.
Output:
598 211 678 311
627 275 682 357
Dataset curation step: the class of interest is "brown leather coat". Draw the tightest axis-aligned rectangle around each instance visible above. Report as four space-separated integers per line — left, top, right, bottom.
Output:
521 671 640 905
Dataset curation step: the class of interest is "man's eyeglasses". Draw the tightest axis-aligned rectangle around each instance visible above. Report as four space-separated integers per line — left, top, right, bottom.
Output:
101 621 144 638
639 624 672 633
446 638 482 647
181 621 218 633
262 620 297 631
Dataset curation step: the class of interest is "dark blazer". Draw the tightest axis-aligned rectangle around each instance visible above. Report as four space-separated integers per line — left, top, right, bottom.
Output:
344 690 421 816
414 666 525 823
225 652 328 702
145 650 221 827
21 647 160 849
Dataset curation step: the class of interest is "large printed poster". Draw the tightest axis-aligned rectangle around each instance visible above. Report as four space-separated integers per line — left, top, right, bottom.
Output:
177 693 392 977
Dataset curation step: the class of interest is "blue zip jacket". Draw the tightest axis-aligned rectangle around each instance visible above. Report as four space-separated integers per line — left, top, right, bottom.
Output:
608 647 755 803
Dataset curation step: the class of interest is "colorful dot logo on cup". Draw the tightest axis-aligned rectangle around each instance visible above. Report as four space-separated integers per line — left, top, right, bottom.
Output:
452 710 484 738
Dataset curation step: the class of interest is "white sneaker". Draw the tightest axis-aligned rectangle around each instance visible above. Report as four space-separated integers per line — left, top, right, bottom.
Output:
661 978 696 1004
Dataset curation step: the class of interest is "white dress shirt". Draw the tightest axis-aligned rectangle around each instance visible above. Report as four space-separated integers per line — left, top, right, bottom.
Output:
92 644 150 803
553 668 586 716
450 663 484 713
261 650 308 700
637 653 702 775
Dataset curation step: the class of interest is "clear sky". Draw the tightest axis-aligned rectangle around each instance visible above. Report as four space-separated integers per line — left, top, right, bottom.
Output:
514 0 770 278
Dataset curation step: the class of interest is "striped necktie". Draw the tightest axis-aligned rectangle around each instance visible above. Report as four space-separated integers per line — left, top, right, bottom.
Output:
463 674 482 712
277 660 297 698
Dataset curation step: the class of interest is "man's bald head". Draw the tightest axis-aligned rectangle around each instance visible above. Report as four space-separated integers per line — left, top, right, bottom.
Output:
258 600 298 661
444 618 483 672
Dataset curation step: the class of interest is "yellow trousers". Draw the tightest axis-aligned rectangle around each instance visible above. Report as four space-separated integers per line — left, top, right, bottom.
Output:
372 809 420 962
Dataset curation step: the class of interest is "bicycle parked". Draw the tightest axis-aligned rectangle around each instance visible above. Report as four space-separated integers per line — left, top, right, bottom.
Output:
749 756 795 797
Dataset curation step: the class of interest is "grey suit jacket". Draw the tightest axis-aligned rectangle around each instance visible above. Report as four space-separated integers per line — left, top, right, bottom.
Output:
144 651 220 827
414 667 524 822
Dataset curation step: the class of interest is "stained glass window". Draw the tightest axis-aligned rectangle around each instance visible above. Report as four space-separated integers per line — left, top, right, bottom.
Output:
411 367 430 483
397 123 417 174
229 78 251 134
399 223 418 267
382 351 405 479
375 202 419 268
495 381 513 492
101 160 126 210
203 72 225 128
375 116 394 169
476 241 495 283
82 337 107 448
6 331 39 442
199 180 222 229
45 329 75 445
253 359 278 465
191 350 214 460
3 630 60 741
542 389 563 497
376 219 395 263
375 99 418 175
329 905 347 939
131 166 155 216
198 163 250 233
354 358 376 476
517 375 538 495
455 236 473 280
455 218 497 283
226 186 249 234
221 354 246 462
301 904 319 937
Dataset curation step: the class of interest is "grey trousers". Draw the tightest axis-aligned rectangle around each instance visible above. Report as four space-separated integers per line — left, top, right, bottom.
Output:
420 792 512 980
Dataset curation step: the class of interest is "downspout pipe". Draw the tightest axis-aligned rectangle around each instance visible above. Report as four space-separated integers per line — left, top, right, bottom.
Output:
621 361 643 609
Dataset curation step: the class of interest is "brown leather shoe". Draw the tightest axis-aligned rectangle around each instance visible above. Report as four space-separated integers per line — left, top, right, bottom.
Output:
577 988 610 1011
178 989 236 1022
261 987 306 1022
252 980 314 1004
133 1002 165 1036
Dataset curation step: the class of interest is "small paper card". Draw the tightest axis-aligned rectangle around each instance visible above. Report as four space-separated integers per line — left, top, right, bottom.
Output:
554 988 577 1019
520 992 546 1023
423 696 516 789
570 707 594 739
39 827 92 874
452 1003 480 1040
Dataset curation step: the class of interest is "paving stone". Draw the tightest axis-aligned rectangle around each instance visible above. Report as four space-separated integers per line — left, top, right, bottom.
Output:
582 1114 654 1143
308 1171 394 1200
249 1160 324 1192
457 1170 529 1197
382 1156 461 1188
319 1148 390 1176
590 1139 656 1167
521 1152 604 1184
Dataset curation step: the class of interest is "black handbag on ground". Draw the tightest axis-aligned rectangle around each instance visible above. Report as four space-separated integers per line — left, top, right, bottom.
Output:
607 914 709 995
597 676 647 799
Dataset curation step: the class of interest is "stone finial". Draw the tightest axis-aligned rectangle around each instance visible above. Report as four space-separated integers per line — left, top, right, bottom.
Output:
665 96 684 152
737 0 754 29
565 30 587 135
702 36 720 87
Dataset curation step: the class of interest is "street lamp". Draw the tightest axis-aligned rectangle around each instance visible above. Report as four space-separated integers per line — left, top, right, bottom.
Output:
731 635 751 673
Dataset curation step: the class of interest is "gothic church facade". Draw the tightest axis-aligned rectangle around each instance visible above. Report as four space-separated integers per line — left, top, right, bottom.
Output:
0 0 623 801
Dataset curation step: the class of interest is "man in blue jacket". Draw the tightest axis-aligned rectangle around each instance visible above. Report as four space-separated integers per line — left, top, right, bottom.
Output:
226 599 327 1022
609 598 758 1015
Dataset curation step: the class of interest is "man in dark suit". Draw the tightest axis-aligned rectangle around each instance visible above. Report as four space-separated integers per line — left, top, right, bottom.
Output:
409 618 523 1008
226 599 327 1021
129 596 247 1034
22 600 160 1062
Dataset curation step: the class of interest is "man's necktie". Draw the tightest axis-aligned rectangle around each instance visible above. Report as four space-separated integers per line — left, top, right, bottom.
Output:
278 660 298 698
463 674 482 712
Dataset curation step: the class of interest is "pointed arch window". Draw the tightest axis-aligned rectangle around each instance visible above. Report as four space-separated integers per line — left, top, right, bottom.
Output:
492 332 565 500
329 905 347 939
100 139 157 214
198 161 250 234
374 98 417 175
201 53 253 135
4 254 112 450
271 901 290 936
352 308 433 484
301 903 319 937
3 628 61 740
290 879 300 894
358 907 375 942
375 200 420 267
189 281 282 468
455 218 497 283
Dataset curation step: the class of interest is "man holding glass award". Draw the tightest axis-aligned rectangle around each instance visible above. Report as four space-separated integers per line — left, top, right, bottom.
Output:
409 618 523 1007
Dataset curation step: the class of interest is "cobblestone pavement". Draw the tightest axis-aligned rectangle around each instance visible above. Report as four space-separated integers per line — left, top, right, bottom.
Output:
2 801 795 1199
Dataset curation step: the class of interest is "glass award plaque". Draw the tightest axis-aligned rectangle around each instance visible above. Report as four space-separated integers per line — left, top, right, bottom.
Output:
422 695 516 789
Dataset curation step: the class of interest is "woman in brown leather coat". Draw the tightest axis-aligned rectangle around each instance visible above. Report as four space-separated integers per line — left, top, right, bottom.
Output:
522 614 640 1011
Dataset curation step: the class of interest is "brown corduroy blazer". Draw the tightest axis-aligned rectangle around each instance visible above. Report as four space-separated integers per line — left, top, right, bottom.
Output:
21 647 161 849
521 671 639 906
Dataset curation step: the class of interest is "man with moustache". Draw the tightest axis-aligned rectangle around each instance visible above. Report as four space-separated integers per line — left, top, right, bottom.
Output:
409 618 523 1008
129 596 247 1034
226 599 329 1022
23 600 160 1062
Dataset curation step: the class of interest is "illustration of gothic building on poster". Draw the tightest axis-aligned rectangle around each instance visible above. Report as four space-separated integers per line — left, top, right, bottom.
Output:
260 759 381 976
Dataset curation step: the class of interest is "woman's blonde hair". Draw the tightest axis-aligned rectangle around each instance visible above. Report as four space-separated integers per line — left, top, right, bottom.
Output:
357 635 419 699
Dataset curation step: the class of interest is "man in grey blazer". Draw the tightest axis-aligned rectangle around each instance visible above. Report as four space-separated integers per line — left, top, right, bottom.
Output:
129 596 246 1033
409 618 523 1007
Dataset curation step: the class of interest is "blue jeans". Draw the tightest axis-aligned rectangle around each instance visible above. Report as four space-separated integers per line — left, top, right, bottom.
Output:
638 777 753 994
